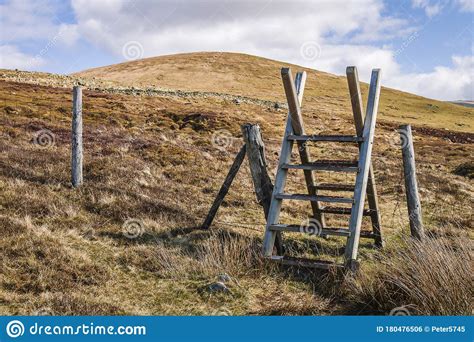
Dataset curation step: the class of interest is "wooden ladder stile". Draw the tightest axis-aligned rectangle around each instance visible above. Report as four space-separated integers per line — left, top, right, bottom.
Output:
263 66 383 270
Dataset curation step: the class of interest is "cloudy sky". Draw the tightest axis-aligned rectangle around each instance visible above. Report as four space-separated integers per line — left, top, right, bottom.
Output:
0 0 472 100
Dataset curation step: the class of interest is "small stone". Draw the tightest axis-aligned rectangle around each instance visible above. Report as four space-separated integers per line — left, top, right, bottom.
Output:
233 99 241 105
274 102 280 110
217 273 231 283
207 281 230 293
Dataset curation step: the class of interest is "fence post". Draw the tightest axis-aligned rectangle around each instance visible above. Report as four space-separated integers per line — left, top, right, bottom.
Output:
241 123 284 254
72 86 83 188
400 124 424 240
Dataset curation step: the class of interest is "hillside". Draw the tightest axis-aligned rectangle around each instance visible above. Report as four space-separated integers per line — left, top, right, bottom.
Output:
76 52 473 133
0 52 472 316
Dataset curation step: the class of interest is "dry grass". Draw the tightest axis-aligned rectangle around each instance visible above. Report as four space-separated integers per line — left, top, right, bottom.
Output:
0 56 473 315
345 236 473 315
1 216 108 294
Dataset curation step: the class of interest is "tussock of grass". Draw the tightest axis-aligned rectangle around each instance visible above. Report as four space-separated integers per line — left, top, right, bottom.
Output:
193 230 265 276
117 229 266 279
345 237 473 315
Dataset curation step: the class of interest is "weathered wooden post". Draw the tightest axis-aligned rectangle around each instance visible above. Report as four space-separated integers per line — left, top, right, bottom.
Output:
241 123 283 254
71 86 83 187
202 145 247 229
400 124 424 240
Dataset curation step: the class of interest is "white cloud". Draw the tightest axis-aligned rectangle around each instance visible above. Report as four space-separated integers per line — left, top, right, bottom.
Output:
387 55 473 100
71 0 410 58
303 44 400 80
69 0 410 80
412 0 444 17
0 0 57 41
0 0 80 48
56 24 80 46
457 0 474 12
411 0 474 16
0 45 45 70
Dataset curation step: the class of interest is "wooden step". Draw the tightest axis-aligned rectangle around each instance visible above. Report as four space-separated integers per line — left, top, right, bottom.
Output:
311 183 355 192
269 224 351 237
270 256 344 269
320 206 372 216
281 160 359 172
287 135 364 142
275 193 353 203
269 224 376 239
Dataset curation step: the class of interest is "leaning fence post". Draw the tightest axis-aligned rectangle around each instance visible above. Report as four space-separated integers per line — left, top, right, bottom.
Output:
202 144 247 229
241 123 284 254
72 86 83 187
400 124 424 240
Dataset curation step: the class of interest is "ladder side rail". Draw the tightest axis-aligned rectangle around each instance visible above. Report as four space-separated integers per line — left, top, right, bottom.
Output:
344 69 382 268
280 68 325 227
346 66 383 247
262 71 307 256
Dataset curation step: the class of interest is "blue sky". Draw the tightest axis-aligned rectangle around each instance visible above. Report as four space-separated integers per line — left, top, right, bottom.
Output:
0 0 472 100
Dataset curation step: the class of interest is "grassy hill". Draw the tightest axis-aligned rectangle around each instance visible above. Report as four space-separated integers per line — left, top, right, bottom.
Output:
0 52 472 315
76 52 473 133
